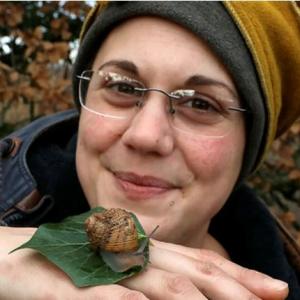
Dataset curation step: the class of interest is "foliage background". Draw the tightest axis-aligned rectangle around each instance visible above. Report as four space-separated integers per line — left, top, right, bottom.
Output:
0 1 90 134
1 1 300 244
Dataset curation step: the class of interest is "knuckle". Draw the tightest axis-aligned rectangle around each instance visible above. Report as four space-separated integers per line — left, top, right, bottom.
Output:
164 274 195 295
120 290 147 300
239 267 260 281
195 260 221 277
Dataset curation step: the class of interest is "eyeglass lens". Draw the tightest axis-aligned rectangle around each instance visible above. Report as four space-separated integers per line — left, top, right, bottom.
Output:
78 70 245 137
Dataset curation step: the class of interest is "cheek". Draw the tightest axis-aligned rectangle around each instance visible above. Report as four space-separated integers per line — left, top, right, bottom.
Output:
183 136 243 180
179 135 244 226
78 113 124 153
76 114 127 206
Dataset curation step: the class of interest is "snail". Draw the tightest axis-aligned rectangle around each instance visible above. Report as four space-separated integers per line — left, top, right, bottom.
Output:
85 208 139 253
85 208 158 272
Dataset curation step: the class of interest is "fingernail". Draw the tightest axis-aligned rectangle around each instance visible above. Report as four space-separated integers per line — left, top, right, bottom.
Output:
267 279 288 290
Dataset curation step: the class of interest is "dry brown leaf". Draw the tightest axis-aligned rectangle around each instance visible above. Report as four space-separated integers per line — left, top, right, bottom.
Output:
50 16 70 39
50 18 63 30
1 4 24 27
290 121 300 134
25 46 36 58
62 30 72 40
1 89 15 102
42 41 54 51
36 52 48 63
280 211 296 224
33 26 44 40
0 61 13 72
63 1 89 16
279 157 295 169
279 144 294 159
0 2 77 127
47 42 69 62
288 170 300 180
9 72 20 82
39 2 59 14
27 62 42 78
22 86 37 99
36 76 50 89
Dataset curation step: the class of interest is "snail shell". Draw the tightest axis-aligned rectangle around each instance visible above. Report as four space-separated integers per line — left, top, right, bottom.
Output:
85 208 139 253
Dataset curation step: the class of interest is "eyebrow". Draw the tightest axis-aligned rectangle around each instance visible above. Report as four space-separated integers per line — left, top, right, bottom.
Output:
98 59 239 102
185 75 239 102
98 60 139 76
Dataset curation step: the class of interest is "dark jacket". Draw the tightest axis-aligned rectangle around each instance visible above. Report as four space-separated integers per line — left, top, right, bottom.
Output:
0 110 300 299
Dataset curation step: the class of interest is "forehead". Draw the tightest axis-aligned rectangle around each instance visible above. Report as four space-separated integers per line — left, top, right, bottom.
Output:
94 16 238 89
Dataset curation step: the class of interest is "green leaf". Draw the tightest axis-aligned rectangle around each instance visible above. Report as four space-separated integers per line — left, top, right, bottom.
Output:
11 207 149 287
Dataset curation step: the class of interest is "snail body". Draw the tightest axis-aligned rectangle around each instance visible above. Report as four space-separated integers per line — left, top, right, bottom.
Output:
85 208 139 253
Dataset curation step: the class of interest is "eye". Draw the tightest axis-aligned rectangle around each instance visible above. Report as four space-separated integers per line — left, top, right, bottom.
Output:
181 95 222 114
189 98 214 111
171 90 220 113
104 76 144 98
107 81 137 95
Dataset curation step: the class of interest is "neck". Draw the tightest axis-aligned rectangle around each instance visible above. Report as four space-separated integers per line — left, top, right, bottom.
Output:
202 233 230 259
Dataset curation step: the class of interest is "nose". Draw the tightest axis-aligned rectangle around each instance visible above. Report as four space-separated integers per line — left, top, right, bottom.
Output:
121 94 175 156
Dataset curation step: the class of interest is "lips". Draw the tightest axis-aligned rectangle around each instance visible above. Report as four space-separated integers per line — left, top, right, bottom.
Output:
114 172 174 188
113 171 176 200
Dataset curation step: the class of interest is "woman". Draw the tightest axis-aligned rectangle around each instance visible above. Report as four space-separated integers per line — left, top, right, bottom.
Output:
0 1 299 299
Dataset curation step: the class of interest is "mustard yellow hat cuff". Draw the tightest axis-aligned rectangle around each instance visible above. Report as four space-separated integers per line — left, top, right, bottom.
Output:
224 1 300 169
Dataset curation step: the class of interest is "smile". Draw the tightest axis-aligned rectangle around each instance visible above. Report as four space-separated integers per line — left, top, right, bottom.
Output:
113 171 176 200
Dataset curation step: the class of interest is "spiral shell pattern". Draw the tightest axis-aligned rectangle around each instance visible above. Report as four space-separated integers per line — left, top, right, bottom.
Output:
85 208 139 253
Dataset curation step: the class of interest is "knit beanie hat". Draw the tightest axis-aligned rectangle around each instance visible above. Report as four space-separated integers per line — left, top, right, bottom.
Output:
72 1 300 180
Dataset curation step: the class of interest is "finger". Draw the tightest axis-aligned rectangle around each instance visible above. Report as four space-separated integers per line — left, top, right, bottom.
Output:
0 227 36 254
0 226 36 237
122 267 208 300
149 245 265 300
2 248 150 300
84 284 150 300
152 240 289 300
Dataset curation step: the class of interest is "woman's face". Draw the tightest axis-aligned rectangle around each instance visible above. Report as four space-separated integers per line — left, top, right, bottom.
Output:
76 17 245 247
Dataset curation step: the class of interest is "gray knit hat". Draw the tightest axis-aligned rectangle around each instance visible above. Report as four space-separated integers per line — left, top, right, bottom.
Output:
72 1 266 181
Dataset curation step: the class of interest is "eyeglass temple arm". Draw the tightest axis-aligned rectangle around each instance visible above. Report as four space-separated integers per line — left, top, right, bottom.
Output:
228 107 248 113
77 75 91 81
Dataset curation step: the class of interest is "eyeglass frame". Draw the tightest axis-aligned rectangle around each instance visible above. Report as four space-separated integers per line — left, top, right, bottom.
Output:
77 69 248 136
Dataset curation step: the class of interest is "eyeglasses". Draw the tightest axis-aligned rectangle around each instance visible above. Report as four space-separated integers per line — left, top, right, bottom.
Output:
77 70 247 137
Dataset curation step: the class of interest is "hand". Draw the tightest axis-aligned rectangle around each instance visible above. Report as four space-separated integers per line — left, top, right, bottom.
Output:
0 226 149 300
120 239 289 300
0 227 289 300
